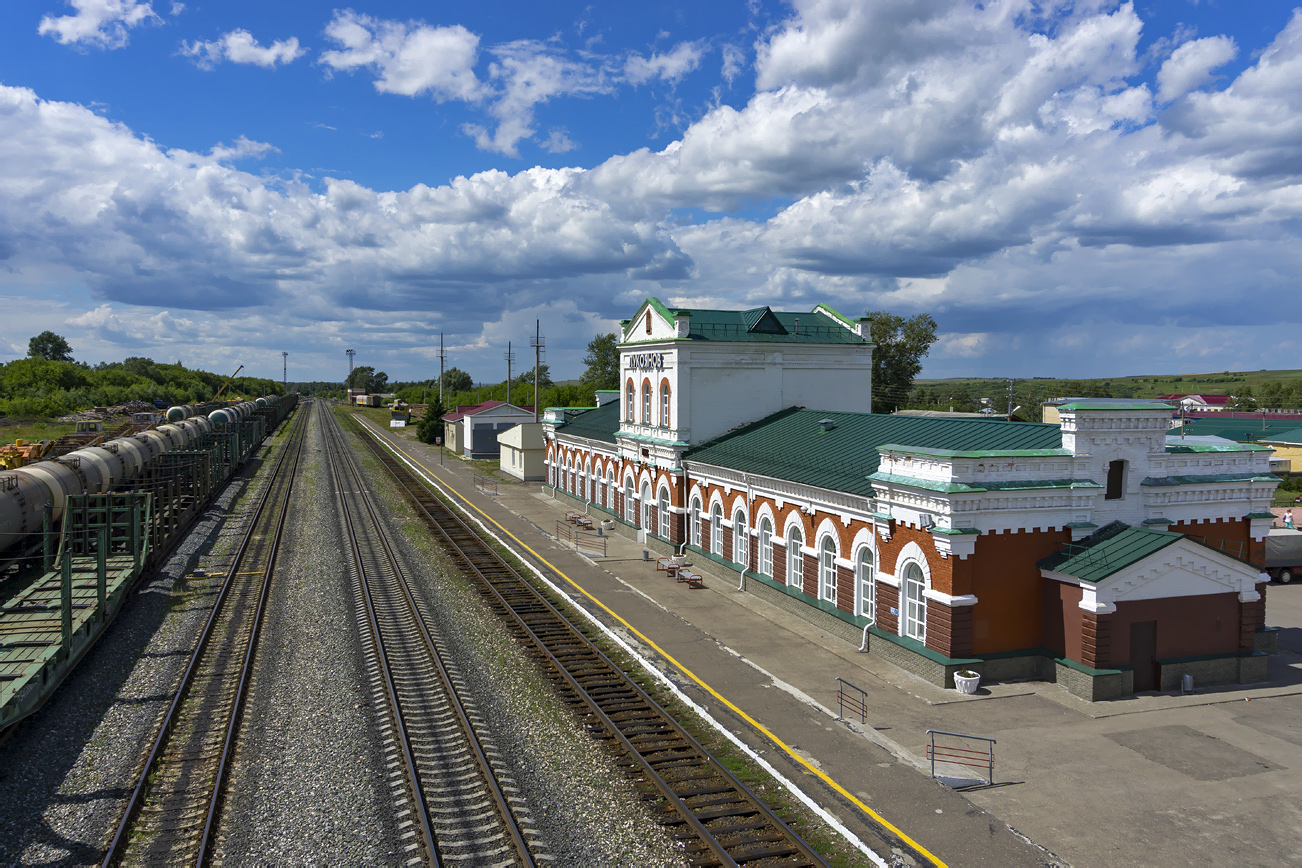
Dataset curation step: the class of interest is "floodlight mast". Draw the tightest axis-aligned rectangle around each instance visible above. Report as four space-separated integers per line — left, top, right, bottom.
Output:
346 349 356 393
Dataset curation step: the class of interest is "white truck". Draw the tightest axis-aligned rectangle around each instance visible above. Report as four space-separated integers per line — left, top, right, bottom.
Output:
1265 528 1302 583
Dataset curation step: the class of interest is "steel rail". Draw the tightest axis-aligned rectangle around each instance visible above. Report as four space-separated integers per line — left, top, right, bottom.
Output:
322 405 439 865
323 407 536 867
350 421 827 868
102 403 307 867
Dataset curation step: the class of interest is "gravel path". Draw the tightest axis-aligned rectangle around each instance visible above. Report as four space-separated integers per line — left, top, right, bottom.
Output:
0 428 289 866
215 409 402 864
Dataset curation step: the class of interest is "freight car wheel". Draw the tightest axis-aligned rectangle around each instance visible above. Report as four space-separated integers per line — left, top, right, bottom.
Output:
1280 569 1293 584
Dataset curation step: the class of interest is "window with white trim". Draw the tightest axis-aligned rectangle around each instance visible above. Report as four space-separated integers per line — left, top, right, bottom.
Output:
818 536 837 603
625 381 634 422
733 509 747 565
758 517 772 576
642 381 651 425
625 479 635 523
786 526 803 589
856 547 875 622
710 502 723 556
660 382 670 428
690 496 701 546
903 562 926 642
641 482 652 530
657 488 669 537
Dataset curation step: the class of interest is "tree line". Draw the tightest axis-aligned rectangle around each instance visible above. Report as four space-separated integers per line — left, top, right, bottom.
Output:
1 331 283 418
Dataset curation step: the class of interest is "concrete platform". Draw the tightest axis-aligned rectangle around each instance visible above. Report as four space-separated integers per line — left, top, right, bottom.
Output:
359 417 1302 868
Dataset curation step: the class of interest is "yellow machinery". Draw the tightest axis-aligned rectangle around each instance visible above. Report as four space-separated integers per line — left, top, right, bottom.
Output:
0 439 53 470
213 364 244 402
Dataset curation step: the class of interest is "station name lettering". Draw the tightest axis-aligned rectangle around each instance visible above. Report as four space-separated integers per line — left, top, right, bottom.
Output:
626 352 666 371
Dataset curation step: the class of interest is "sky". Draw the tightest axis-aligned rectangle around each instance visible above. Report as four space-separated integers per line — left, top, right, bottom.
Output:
0 1 1299 386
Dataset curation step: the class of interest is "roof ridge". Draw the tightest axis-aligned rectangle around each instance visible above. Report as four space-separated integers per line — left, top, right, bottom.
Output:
684 405 806 455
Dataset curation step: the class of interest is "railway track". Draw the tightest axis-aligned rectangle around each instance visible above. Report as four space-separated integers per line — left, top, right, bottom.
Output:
103 402 308 865
349 418 828 867
320 403 541 867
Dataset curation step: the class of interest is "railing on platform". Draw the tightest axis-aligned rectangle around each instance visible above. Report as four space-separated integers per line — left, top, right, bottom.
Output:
473 474 499 495
926 729 996 788
554 520 607 557
835 677 868 724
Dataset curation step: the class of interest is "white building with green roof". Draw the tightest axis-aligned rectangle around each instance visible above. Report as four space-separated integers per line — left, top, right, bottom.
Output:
544 300 1280 701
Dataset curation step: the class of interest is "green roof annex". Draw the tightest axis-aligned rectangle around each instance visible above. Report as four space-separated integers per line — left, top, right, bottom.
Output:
624 298 872 345
682 409 1064 498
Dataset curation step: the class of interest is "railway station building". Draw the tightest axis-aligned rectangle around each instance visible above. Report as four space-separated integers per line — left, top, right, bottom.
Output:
541 299 1281 700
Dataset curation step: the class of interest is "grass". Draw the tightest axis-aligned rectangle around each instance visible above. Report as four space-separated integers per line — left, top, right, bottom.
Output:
0 417 76 443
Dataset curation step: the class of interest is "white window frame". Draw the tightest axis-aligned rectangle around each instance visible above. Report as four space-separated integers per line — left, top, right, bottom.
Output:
758 517 773 577
657 488 669 538
856 546 875 623
690 496 702 547
818 536 837 604
733 509 747 566
625 479 635 523
642 381 651 425
626 381 634 422
660 382 670 428
641 481 652 530
710 502 723 556
903 561 926 642
787 526 803 589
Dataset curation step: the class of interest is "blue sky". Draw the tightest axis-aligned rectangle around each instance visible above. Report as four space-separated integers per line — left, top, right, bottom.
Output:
1 1 1299 386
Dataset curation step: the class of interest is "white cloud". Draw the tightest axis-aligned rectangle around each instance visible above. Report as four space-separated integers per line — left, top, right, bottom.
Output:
38 0 160 49
1157 34 1237 102
624 41 706 86
720 44 745 85
319 10 483 101
181 29 306 69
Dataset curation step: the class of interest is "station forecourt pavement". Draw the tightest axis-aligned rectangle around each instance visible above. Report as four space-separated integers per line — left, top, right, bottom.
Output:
358 414 1302 868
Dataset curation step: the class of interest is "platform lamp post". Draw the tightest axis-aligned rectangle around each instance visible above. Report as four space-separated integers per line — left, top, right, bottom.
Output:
346 348 355 399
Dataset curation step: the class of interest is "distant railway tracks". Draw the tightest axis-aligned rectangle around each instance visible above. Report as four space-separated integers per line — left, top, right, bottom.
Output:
104 401 309 865
350 419 827 868
320 403 541 867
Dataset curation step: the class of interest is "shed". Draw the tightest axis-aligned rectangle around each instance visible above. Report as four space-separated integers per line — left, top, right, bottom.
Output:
498 423 546 481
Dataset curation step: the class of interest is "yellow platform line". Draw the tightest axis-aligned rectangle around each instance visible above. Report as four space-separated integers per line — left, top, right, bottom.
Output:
368 425 946 868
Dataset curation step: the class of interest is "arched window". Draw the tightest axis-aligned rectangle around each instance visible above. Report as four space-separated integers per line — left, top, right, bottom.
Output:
758 517 773 576
855 547 875 622
660 380 671 428
710 502 723 555
690 496 702 547
658 488 669 537
625 478 636 523
641 481 653 530
787 526 804 589
625 380 635 423
641 380 651 424
580 461 588 501
819 536 837 603
606 469 615 509
733 509 747 565
903 562 926 642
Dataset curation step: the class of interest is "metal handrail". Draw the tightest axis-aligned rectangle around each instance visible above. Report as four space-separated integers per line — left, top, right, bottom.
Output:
926 729 996 787
835 677 868 724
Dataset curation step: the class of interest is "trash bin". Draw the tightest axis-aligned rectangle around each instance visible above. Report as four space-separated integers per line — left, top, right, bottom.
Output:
641 549 650 561
1181 673 1194 695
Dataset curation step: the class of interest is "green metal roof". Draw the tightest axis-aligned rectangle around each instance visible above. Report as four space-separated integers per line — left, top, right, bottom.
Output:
1038 522 1183 583
554 401 620 444
1173 418 1302 443
683 408 1063 497
1056 401 1174 411
868 473 1099 494
1259 426 1302 445
629 297 869 345
1141 472 1278 486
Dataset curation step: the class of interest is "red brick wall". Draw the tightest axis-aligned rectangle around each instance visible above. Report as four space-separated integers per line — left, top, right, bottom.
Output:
1169 518 1263 568
1109 593 1242 663
968 528 1072 654
837 565 854 615
877 582 899 634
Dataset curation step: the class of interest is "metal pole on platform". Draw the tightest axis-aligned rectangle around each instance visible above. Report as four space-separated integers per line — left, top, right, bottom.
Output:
61 552 72 657
97 526 107 617
43 505 52 572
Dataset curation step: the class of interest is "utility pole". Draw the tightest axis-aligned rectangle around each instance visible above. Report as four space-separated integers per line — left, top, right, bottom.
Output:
1007 378 1016 419
530 320 544 423
282 351 288 395
438 333 445 406
346 348 355 392
504 341 515 404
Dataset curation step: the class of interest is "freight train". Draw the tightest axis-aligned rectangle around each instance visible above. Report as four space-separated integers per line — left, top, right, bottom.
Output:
0 395 296 559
